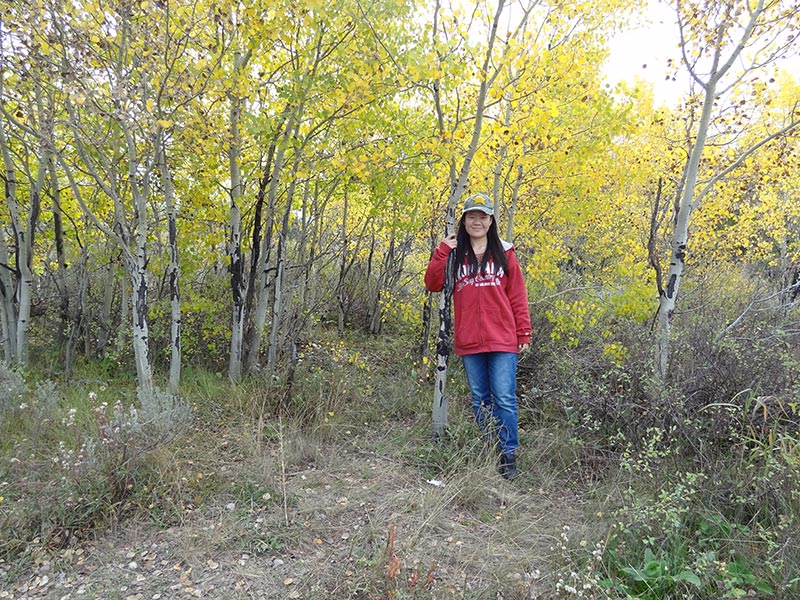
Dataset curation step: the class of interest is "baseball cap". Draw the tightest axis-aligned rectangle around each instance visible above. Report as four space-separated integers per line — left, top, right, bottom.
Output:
461 193 494 215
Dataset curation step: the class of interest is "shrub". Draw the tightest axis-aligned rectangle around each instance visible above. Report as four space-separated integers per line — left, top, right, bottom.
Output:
0 363 26 426
0 382 192 560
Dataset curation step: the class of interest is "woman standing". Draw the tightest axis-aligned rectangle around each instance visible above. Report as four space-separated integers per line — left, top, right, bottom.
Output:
424 193 531 480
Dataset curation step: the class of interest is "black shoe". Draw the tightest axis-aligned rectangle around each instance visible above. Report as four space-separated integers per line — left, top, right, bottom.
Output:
499 454 518 481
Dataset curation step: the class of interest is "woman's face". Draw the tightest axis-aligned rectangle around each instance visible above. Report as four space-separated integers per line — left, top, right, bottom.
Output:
464 211 492 241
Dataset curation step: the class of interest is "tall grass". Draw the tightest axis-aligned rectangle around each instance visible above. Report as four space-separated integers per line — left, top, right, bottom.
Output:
3 318 800 597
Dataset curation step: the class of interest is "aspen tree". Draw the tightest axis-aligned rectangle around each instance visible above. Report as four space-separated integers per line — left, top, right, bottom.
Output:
653 0 800 384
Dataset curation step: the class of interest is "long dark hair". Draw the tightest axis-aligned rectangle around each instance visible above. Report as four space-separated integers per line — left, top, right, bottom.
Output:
452 214 508 280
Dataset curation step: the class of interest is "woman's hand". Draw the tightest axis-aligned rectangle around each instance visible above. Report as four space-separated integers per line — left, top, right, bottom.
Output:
442 233 457 249
518 343 530 352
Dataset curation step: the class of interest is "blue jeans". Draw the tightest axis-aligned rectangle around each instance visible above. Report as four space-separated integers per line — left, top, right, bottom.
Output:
461 352 519 456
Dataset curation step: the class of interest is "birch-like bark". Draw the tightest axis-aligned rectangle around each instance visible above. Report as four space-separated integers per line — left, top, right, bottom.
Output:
266 157 301 378
337 187 350 334
48 144 70 348
126 129 154 395
249 107 302 372
654 0 800 383
227 46 251 382
250 31 328 373
60 98 153 392
229 200 246 382
432 0 529 437
0 242 16 363
241 139 278 372
157 134 181 394
38 86 71 351
0 97 40 368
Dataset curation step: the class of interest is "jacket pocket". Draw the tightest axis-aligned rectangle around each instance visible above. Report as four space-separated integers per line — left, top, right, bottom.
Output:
481 305 516 346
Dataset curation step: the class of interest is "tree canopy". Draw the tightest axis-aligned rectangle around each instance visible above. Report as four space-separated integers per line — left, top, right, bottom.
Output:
0 0 798 399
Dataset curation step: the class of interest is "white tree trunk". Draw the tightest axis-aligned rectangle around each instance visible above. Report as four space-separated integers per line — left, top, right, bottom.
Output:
0 119 37 368
266 160 300 378
250 114 298 372
652 0 793 383
229 202 246 382
432 0 520 437
14 244 32 368
158 136 181 394
0 242 17 364
124 115 154 394
227 46 250 382
130 264 153 395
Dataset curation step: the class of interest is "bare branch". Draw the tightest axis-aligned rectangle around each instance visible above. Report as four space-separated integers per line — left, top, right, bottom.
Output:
715 283 800 345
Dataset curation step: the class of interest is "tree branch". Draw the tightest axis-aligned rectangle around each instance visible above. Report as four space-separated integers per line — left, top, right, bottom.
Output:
695 111 800 205
715 284 798 345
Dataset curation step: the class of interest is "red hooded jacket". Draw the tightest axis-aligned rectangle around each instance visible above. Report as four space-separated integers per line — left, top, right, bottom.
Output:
424 240 531 356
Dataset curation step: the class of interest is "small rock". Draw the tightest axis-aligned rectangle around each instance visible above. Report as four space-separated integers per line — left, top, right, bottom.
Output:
225 502 236 511
272 558 285 567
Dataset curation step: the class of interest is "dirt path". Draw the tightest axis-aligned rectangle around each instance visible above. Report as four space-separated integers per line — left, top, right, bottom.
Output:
2 428 594 599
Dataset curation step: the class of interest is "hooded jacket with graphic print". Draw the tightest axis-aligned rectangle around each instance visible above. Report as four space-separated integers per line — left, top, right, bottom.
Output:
424 240 531 356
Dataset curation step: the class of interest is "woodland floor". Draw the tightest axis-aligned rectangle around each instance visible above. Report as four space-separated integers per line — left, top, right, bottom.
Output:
0 407 606 600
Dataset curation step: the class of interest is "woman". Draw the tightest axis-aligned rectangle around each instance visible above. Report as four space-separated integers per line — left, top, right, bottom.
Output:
424 193 531 480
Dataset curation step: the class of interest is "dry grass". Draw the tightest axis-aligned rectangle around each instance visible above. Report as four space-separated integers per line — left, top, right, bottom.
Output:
1 388 614 599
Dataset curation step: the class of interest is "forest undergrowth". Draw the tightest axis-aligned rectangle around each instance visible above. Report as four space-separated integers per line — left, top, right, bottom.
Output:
2 325 800 599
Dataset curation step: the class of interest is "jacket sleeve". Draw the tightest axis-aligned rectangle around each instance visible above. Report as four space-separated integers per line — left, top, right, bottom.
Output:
424 242 453 292
505 248 532 345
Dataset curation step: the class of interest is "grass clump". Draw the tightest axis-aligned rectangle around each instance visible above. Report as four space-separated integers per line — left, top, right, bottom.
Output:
0 372 192 563
4 310 800 598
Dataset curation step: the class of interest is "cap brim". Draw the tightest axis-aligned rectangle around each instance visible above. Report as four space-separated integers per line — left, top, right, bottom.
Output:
462 207 493 215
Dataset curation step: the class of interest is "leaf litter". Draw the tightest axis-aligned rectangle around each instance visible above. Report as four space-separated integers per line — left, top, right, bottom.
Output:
1 425 598 599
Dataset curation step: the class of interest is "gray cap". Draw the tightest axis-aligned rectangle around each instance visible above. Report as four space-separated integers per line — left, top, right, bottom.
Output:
461 193 494 215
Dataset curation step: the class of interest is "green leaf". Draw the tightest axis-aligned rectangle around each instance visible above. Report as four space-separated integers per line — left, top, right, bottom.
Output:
642 560 663 578
755 582 775 594
621 566 648 582
726 560 754 581
674 571 701 587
